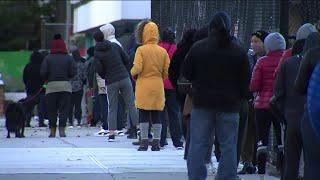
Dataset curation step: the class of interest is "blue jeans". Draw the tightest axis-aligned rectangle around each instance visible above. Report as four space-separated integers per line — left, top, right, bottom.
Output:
187 108 239 180
301 106 320 180
160 90 183 147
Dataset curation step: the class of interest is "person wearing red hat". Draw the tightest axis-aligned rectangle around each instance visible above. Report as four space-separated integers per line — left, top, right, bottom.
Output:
40 34 76 138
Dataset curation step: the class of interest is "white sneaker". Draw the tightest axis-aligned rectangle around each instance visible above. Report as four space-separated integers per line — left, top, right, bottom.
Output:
116 130 125 136
68 126 74 129
94 129 110 136
259 174 265 180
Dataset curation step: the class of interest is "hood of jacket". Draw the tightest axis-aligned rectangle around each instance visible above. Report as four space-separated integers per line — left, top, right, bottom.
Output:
135 20 159 45
30 51 44 64
303 32 320 55
100 23 116 41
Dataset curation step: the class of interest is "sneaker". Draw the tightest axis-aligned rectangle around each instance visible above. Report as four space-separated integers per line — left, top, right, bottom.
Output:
175 146 184 150
206 161 216 175
108 134 115 142
94 129 110 136
68 126 74 129
116 130 125 136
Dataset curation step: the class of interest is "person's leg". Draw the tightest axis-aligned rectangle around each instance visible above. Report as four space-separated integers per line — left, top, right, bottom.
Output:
151 110 162 151
92 90 101 126
215 111 239 180
46 93 58 128
99 94 108 130
183 115 190 160
283 112 303 180
119 78 138 127
58 92 71 129
166 90 183 147
106 82 120 136
74 90 83 125
301 108 320 180
117 94 125 131
138 109 150 151
68 92 75 126
160 108 168 146
38 92 46 126
214 134 221 162
187 108 214 180
237 101 248 165
255 109 272 175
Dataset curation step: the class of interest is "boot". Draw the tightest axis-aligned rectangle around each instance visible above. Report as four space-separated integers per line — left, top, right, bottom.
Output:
127 127 138 139
151 139 160 151
59 126 66 137
138 139 149 151
49 127 56 138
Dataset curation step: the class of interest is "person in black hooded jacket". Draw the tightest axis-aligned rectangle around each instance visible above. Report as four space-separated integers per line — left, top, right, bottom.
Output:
183 12 249 180
23 50 47 127
93 30 138 142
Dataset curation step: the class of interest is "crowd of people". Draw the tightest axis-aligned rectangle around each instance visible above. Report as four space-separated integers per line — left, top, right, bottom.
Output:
21 11 320 180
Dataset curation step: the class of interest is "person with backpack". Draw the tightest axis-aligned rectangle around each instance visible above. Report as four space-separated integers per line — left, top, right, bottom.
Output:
295 32 320 180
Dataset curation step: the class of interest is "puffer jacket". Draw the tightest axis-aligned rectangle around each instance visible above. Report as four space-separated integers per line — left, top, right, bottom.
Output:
250 50 284 109
159 41 177 90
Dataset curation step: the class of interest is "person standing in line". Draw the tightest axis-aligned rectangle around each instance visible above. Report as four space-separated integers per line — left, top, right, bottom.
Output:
68 47 86 128
159 27 183 149
40 34 76 138
93 30 138 142
183 12 250 180
238 30 269 175
250 32 286 180
131 20 170 151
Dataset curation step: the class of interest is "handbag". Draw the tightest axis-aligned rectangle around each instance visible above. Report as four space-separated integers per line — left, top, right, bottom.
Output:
177 76 192 95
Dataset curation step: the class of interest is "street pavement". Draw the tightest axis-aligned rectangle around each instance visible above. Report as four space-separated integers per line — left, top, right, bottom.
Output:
0 119 280 180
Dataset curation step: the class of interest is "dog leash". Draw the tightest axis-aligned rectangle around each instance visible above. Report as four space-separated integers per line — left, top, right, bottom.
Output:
21 83 47 105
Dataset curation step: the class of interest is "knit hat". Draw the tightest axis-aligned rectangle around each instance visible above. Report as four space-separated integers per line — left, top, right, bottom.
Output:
252 30 269 42
296 23 317 40
50 33 67 54
264 32 286 53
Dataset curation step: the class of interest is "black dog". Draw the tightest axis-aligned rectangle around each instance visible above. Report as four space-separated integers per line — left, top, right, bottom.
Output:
5 99 27 138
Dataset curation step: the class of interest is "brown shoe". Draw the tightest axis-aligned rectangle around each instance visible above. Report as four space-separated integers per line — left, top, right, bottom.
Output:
49 127 56 138
151 139 160 151
58 126 66 137
138 139 149 151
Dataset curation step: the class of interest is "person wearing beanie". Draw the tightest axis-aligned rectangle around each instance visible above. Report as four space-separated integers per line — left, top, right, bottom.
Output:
250 32 286 180
238 30 269 175
183 12 250 180
40 33 76 138
273 23 317 180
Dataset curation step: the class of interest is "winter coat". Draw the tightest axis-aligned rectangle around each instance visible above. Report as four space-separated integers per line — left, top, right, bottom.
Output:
23 51 45 95
274 55 306 122
250 50 284 109
70 57 86 92
182 35 250 112
94 40 130 85
159 41 177 90
295 32 320 94
131 21 170 111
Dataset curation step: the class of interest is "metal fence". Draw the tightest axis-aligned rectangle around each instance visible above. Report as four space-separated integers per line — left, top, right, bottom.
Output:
152 0 320 49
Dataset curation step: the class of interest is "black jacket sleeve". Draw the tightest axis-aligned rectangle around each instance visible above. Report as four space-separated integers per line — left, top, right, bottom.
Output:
40 57 49 80
68 57 77 79
240 52 250 100
169 50 181 87
274 60 286 107
23 64 30 85
95 57 105 80
182 50 194 81
295 50 314 94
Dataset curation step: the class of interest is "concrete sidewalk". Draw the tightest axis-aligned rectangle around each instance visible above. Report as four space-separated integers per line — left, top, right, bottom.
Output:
0 124 279 180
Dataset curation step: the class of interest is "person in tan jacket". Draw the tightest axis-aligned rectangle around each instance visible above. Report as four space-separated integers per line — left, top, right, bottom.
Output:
131 20 170 151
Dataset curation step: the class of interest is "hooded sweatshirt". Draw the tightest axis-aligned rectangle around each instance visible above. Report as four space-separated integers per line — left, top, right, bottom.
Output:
23 51 45 95
100 23 122 47
295 32 320 94
182 12 250 112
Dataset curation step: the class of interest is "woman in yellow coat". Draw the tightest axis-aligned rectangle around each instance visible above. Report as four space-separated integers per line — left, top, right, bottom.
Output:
131 20 170 151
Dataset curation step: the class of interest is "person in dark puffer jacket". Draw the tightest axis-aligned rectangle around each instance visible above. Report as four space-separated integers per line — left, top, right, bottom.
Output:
93 30 138 142
250 32 286 179
295 32 320 180
41 34 76 138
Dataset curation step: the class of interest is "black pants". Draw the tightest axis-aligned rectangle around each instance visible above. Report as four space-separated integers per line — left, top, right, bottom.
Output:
283 111 303 180
255 109 282 174
241 103 256 164
25 92 46 126
237 101 249 165
46 92 71 128
68 90 83 125
139 110 161 124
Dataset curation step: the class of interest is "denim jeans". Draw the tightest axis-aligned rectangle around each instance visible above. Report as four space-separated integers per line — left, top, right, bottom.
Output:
301 106 320 180
160 90 183 147
187 108 239 180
